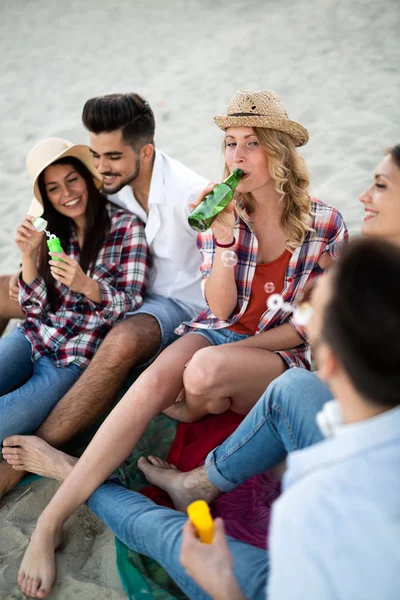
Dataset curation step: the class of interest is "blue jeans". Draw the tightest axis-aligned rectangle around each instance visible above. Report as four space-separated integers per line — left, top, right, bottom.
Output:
190 327 251 346
206 368 333 491
88 484 268 600
0 328 83 443
87 368 333 599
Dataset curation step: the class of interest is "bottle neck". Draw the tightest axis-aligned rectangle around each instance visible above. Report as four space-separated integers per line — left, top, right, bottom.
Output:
224 168 244 191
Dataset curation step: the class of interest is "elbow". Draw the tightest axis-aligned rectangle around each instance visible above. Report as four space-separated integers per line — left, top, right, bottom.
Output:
207 302 237 322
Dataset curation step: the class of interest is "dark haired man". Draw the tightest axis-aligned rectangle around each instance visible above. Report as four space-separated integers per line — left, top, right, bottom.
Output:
0 93 207 498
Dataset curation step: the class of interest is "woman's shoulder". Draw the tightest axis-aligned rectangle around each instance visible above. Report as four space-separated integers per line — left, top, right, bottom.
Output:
105 202 145 230
309 197 346 230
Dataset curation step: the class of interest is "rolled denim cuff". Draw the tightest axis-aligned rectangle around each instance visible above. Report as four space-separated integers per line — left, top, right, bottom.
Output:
205 448 238 493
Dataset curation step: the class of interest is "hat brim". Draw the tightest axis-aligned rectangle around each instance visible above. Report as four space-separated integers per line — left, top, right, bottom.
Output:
28 196 45 218
30 144 102 215
213 115 309 147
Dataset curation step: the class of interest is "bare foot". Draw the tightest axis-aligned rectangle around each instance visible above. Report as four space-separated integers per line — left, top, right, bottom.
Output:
2 435 77 481
18 522 63 598
0 459 25 500
137 456 220 512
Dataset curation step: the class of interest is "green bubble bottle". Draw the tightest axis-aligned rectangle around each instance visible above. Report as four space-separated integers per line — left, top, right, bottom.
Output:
47 235 64 261
32 217 64 262
188 168 244 233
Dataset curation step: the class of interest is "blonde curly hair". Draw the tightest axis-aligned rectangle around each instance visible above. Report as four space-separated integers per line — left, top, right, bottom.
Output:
223 127 313 251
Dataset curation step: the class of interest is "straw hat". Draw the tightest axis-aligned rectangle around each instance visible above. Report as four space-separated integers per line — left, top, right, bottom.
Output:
214 89 309 147
26 138 102 217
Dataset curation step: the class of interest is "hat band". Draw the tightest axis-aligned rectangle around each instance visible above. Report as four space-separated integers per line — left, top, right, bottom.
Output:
228 112 265 117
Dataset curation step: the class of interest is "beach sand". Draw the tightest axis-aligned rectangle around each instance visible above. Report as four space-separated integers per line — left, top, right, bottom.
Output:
0 0 399 597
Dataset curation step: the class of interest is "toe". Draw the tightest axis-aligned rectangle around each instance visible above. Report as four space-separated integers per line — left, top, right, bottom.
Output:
3 435 23 447
25 575 34 596
147 455 164 466
30 577 40 597
17 570 25 587
5 455 23 464
2 446 18 456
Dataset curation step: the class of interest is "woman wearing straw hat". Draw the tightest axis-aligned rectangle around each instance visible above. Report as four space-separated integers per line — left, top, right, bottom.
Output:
10 90 347 598
163 88 348 421
0 138 148 447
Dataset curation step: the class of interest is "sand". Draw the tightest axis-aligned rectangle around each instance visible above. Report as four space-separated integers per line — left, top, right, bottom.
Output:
0 0 400 597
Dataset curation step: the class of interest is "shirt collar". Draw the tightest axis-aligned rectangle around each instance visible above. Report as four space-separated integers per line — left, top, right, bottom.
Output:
286 402 400 486
147 149 165 206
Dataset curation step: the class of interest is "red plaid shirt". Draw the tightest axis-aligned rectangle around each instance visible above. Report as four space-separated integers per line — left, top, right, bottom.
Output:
176 198 348 369
18 203 149 369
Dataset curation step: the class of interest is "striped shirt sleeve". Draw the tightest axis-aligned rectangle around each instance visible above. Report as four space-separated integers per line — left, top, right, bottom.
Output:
86 215 149 323
18 273 49 317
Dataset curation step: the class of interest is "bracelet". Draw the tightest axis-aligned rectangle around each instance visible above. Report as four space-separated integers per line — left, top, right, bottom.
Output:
215 236 236 248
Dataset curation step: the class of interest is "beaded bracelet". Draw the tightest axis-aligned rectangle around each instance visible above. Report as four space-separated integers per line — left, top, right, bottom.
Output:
215 237 236 248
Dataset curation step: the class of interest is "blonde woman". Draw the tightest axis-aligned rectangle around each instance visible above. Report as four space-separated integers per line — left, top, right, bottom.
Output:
12 89 347 599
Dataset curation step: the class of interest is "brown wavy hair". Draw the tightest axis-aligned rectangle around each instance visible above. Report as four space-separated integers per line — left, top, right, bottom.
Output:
387 144 400 169
223 127 313 251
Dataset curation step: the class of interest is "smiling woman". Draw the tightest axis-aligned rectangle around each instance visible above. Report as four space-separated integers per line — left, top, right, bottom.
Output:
360 145 400 241
0 137 149 459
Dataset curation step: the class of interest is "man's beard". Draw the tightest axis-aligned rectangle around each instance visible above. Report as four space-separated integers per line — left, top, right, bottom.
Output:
101 156 141 195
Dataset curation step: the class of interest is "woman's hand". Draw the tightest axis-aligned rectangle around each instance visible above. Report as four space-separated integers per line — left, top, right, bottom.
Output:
180 518 245 600
15 216 43 256
49 252 90 294
9 272 20 302
190 183 236 243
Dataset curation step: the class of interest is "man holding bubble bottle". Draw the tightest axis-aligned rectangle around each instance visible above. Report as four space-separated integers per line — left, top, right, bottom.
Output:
8 89 347 599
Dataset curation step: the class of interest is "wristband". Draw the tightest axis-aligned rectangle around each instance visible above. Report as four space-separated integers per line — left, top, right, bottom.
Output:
215 236 236 248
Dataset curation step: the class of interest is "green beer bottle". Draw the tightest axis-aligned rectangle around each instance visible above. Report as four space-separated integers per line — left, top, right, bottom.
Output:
188 168 244 232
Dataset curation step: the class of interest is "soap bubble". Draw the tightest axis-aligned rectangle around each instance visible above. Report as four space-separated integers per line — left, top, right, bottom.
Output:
264 282 275 294
267 293 284 311
293 302 314 326
282 302 295 313
221 250 238 268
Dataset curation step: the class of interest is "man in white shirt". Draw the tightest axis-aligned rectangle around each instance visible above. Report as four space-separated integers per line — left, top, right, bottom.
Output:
0 93 207 498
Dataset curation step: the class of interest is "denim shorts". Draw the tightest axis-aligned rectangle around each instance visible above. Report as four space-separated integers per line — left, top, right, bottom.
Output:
190 327 252 346
126 293 192 365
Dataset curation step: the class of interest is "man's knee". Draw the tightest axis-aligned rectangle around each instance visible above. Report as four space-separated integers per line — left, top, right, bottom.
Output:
99 315 161 363
184 346 223 396
264 368 331 414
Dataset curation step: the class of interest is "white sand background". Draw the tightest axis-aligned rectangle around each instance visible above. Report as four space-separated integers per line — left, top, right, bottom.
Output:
0 0 400 597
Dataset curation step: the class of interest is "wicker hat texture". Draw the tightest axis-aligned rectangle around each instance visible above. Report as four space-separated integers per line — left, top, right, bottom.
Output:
214 89 309 147
26 138 102 217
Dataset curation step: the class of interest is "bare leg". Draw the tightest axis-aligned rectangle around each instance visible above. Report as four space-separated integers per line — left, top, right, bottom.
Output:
0 460 26 499
137 456 219 512
15 333 211 597
164 345 287 422
0 314 160 500
36 313 161 446
0 274 24 336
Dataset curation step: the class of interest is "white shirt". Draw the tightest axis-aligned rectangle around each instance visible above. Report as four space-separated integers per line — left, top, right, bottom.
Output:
108 150 208 318
268 402 400 599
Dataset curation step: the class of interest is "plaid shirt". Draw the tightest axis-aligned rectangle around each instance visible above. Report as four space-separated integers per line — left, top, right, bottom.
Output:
18 203 149 369
177 198 348 370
